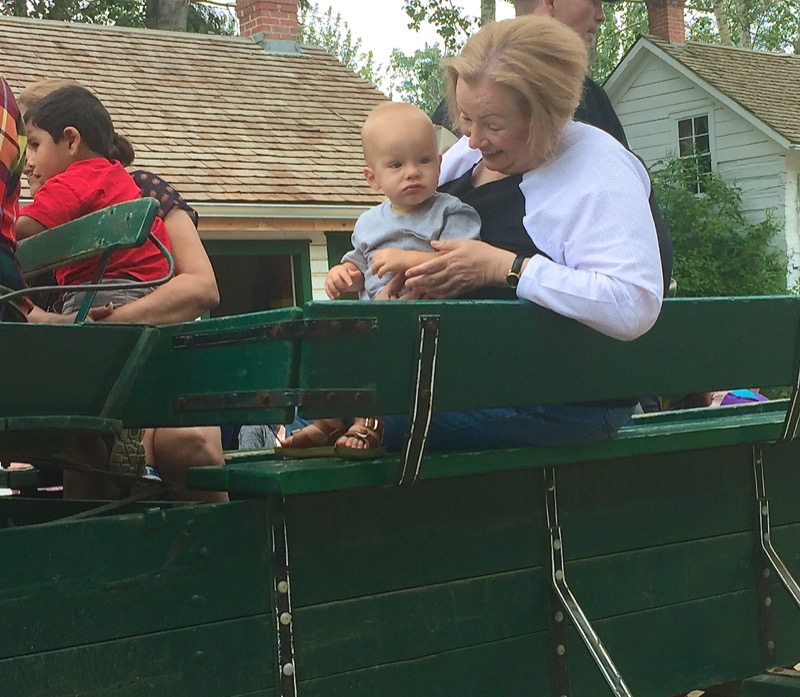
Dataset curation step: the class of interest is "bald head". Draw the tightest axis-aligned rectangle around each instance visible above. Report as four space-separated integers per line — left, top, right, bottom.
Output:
361 102 437 167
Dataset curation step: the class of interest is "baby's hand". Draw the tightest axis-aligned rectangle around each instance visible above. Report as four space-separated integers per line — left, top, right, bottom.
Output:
371 248 411 278
325 264 363 299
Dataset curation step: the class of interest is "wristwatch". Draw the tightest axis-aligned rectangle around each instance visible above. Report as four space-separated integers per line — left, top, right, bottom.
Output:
505 254 527 289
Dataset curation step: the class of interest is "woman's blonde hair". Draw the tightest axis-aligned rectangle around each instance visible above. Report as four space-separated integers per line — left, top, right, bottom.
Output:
444 16 588 163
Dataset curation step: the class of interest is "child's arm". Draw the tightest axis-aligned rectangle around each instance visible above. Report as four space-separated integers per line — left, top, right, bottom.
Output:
371 249 441 279
15 215 47 240
325 261 364 299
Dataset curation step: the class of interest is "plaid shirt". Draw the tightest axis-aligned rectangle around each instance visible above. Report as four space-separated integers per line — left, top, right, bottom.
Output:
1 77 24 249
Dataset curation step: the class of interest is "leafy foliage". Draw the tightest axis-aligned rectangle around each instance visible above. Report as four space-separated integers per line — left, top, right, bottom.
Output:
651 157 786 297
1 0 234 33
403 0 478 54
595 0 800 82
387 43 446 113
298 3 380 85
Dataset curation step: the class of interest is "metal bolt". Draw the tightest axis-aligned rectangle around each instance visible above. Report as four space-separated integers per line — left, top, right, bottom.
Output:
765 596 773 607
282 662 295 677
767 640 775 651
556 644 566 656
280 612 292 626
277 580 289 594
553 539 562 551
554 611 564 623
191 594 204 607
762 505 769 516
764 532 771 543
194 651 205 664
197 546 210 560
763 568 771 578
555 569 564 581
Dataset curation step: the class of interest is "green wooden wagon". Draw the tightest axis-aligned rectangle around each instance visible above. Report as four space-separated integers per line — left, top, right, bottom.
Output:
2 201 800 696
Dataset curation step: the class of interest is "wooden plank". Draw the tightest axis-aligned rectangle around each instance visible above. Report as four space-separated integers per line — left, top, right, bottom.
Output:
297 298 800 416
742 673 800 696
0 499 274 658
297 632 553 697
122 307 302 428
188 405 790 496
0 323 156 420
0 615 276 697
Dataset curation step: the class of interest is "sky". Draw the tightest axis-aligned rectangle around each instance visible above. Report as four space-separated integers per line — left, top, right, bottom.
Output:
314 0 516 68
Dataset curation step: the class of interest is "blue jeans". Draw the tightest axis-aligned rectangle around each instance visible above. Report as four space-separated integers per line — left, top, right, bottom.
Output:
383 403 635 452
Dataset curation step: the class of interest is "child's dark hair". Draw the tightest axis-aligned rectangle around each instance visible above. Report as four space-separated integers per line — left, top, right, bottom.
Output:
24 85 135 166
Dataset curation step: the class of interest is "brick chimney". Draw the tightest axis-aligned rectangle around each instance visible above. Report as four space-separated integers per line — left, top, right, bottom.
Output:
236 0 298 40
646 0 685 43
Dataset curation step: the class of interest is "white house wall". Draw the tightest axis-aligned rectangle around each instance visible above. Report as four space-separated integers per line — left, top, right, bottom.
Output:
612 52 788 253
786 151 800 285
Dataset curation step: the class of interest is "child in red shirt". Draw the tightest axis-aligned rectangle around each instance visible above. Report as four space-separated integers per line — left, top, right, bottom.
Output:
16 85 170 310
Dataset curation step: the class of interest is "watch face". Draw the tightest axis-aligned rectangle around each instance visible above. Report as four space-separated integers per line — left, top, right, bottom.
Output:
506 273 520 289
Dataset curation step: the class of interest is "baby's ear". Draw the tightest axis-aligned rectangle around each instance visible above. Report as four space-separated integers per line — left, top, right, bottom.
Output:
363 166 380 191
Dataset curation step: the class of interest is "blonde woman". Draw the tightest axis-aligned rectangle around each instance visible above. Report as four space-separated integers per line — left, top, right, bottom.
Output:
381 17 664 450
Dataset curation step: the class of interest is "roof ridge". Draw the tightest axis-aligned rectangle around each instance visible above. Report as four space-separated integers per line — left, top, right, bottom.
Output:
645 33 799 59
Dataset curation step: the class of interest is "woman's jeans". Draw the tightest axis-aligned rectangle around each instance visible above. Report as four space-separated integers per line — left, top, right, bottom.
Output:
383 403 635 452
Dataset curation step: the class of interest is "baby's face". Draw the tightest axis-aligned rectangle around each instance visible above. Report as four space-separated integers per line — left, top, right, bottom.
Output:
364 123 441 215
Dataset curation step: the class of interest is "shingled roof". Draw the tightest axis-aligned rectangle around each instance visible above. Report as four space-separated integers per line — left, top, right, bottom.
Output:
644 35 800 145
0 14 388 205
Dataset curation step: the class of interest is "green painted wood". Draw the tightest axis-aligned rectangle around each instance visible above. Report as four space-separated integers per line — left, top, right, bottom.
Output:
122 308 302 428
188 403 789 496
297 297 800 416
742 674 800 696
0 499 273 658
0 323 157 420
298 632 553 697
15 198 158 278
0 616 276 697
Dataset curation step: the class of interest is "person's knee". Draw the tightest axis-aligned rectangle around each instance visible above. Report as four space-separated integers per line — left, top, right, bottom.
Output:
152 426 224 469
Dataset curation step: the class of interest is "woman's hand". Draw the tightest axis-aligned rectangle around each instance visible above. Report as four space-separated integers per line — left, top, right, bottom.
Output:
403 239 512 298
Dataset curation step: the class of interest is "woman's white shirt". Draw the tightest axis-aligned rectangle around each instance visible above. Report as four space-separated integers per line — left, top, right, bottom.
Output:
439 121 663 341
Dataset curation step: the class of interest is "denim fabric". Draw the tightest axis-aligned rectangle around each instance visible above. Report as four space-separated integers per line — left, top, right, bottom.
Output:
383 403 634 452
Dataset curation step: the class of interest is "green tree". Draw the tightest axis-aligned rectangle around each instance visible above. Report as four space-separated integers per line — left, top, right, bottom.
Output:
651 157 786 297
387 43 446 114
403 0 512 54
595 0 800 82
298 3 380 85
1 0 234 33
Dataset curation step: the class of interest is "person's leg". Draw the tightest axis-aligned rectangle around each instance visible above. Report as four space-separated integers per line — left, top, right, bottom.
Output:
60 434 120 500
146 426 228 503
383 404 635 452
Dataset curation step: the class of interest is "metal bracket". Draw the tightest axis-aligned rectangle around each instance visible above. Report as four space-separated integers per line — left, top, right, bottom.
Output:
172 317 377 349
543 467 633 697
781 359 800 440
753 446 800 669
396 315 440 487
173 388 375 413
272 503 298 697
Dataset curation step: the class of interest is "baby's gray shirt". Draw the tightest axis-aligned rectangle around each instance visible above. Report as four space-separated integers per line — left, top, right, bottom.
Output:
342 191 481 299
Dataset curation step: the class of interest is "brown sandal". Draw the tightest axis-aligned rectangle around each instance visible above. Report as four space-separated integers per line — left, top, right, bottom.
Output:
278 418 346 459
334 417 386 460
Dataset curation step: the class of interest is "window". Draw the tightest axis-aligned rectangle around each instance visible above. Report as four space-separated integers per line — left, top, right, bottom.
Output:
677 115 712 194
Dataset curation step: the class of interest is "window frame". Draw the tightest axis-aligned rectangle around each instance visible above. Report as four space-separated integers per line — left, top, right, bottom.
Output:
672 109 717 194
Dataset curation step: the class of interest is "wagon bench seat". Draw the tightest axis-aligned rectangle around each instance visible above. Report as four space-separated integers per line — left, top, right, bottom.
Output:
188 400 789 496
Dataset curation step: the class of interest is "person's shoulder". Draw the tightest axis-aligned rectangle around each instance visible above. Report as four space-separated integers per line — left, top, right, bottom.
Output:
554 122 645 176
